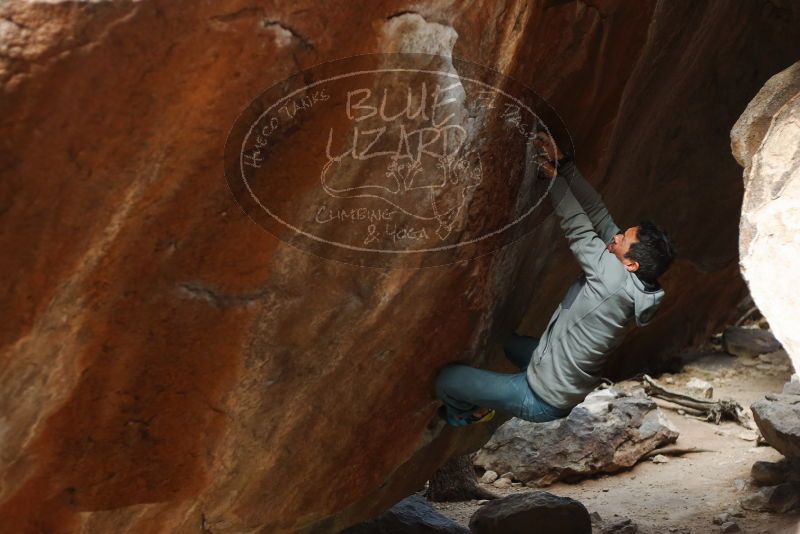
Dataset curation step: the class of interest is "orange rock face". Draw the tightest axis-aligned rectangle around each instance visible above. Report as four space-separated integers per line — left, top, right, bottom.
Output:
1 1 799 533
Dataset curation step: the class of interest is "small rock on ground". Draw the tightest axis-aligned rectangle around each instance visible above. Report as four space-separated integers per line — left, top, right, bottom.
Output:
723 326 782 358
783 375 800 395
479 470 498 484
492 477 512 489
751 460 791 486
686 377 714 399
599 518 638 533
740 482 800 513
712 512 732 525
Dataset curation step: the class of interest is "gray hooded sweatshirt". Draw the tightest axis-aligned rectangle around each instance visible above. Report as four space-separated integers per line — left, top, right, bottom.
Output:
526 160 665 410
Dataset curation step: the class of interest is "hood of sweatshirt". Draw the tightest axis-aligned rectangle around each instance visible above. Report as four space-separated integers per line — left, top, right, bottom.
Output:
627 273 665 327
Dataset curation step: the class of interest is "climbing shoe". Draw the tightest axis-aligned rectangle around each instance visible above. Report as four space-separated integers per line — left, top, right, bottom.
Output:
470 409 496 424
438 406 496 427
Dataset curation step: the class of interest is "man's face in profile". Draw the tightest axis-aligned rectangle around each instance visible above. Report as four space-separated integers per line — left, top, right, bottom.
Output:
607 226 640 271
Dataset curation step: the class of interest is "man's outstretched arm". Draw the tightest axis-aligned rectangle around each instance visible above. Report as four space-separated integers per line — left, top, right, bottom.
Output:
548 173 623 284
558 160 620 244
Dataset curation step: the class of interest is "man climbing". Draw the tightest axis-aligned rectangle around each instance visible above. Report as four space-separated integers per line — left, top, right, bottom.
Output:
434 132 676 426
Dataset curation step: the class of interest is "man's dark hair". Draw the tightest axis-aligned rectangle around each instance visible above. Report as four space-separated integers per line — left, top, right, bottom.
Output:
625 220 676 284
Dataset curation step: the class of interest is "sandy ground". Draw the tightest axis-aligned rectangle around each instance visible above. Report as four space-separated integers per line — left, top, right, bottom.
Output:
430 345 800 533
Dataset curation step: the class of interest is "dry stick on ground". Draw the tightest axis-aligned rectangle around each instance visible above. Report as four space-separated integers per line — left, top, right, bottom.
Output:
643 446 715 459
642 374 748 426
733 305 760 327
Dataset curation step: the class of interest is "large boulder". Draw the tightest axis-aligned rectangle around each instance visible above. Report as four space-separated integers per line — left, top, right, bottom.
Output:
734 59 800 471
473 389 679 486
1 1 800 533
468 491 591 534
341 494 468 534
733 60 800 374
751 394 800 461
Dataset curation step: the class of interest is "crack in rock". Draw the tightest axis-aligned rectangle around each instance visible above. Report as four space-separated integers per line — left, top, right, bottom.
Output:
178 281 270 308
209 8 313 49
386 10 421 21
261 19 313 49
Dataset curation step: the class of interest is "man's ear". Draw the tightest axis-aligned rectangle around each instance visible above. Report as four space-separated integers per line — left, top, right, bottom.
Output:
625 260 640 272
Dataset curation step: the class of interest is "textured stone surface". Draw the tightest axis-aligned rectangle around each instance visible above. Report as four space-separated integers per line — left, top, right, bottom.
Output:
751 395 800 461
740 482 800 514
733 60 800 374
597 518 639 534
473 389 679 486
751 460 800 487
783 375 800 395
731 62 800 171
1 1 800 533
723 326 783 358
341 495 468 534
468 491 591 534
479 471 498 484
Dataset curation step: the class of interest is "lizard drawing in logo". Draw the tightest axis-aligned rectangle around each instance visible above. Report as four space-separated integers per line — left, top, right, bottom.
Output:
320 149 483 241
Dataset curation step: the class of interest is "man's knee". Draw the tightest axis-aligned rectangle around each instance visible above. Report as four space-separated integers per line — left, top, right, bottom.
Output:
434 363 463 400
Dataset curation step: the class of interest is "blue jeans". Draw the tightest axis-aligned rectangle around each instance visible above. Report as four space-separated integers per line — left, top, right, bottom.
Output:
434 333 572 423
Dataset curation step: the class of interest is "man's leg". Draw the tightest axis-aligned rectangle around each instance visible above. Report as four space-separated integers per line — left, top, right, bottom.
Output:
503 333 572 421
503 332 540 371
434 363 530 421
518 380 573 422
